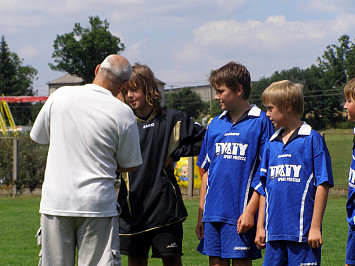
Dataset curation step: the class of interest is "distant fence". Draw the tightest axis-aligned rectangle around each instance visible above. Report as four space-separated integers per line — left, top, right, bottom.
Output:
329 184 348 195
0 132 351 197
0 136 47 197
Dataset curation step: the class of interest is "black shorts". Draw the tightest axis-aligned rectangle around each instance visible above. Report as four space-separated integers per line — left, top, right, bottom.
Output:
120 222 183 258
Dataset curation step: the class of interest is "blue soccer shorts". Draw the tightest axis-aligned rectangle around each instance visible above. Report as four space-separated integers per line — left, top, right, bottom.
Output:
263 240 321 266
346 229 355 265
196 222 261 259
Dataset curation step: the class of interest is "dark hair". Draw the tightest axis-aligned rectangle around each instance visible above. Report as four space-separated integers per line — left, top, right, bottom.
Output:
209 62 251 99
122 63 162 113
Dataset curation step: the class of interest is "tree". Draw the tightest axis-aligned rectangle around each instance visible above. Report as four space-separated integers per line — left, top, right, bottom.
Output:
0 36 37 96
210 100 222 118
49 16 125 83
0 35 38 125
250 66 340 129
249 34 355 129
250 67 307 109
318 35 355 84
165 87 205 119
315 35 355 127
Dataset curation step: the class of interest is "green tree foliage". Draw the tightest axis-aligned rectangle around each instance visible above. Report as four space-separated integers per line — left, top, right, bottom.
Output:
0 36 37 96
305 35 354 128
318 34 355 84
165 87 205 119
0 35 38 125
210 100 222 118
17 137 47 191
251 66 341 129
49 16 125 83
250 34 355 129
0 136 47 192
0 138 12 186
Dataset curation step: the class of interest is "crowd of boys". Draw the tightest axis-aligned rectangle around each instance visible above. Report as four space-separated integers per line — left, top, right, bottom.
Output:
31 54 355 266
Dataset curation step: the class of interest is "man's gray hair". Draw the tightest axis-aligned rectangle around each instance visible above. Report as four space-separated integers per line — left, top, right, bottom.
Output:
99 55 132 83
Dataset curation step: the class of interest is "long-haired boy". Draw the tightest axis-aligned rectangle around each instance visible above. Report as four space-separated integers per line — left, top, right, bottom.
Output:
117 63 206 266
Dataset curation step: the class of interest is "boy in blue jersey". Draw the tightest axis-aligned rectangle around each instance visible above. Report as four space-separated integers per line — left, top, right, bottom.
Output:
343 77 355 266
254 80 334 265
195 62 274 265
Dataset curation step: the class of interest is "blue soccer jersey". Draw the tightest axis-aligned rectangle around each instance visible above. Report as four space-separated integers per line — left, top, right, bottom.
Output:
197 105 274 225
347 128 355 231
346 127 355 265
259 122 334 243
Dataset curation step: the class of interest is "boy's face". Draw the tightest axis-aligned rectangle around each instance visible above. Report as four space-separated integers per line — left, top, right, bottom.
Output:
265 103 287 129
344 97 355 121
123 87 151 116
214 86 240 111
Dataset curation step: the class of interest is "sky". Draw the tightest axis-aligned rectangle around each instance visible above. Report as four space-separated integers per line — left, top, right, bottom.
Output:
1 0 355 96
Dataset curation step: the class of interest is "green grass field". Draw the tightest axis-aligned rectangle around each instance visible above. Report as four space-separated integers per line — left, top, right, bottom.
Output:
0 195 349 265
323 129 353 186
0 129 352 265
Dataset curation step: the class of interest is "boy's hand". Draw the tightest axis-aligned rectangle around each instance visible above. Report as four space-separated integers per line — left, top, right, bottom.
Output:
237 211 254 234
308 226 323 248
254 227 266 249
195 221 204 240
308 183 329 249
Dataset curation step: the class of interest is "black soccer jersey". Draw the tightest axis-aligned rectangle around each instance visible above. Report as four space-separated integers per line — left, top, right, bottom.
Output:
118 107 206 235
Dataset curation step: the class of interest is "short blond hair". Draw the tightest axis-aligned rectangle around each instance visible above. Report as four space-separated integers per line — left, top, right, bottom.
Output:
344 78 355 100
261 80 304 118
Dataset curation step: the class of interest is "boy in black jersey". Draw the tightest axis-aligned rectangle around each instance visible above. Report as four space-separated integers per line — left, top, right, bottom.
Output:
117 63 206 266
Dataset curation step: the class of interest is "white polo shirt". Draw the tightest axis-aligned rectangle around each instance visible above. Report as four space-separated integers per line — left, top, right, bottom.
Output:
30 84 142 217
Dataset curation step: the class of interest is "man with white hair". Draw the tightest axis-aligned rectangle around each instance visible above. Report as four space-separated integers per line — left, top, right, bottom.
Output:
31 54 142 266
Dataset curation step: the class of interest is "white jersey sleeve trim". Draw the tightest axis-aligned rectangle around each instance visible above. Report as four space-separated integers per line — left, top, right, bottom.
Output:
200 154 210 169
243 158 258 211
265 187 269 242
299 173 314 242
261 168 267 173
254 182 262 191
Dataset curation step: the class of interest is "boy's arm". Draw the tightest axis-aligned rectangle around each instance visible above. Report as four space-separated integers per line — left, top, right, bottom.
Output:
308 183 330 248
239 117 271 234
170 116 206 161
237 190 260 234
195 169 207 240
255 195 266 249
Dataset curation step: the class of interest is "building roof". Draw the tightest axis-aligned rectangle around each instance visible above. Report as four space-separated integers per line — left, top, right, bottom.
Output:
47 74 83 85
155 78 166 85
